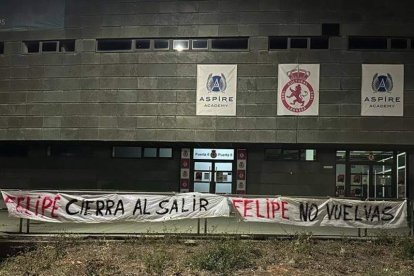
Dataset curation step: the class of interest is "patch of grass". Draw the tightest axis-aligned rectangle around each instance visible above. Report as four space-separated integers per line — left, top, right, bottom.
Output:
399 237 414 260
143 248 171 275
190 239 258 274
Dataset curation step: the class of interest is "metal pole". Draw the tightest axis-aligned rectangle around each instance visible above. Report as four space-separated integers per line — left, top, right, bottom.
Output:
19 218 23 233
26 219 30 234
204 218 207 234
197 218 200 235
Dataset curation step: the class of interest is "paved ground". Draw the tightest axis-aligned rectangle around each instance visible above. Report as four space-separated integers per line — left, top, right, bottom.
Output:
0 210 409 237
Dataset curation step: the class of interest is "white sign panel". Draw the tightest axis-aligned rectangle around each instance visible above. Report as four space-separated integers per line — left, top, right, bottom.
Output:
277 64 320 116
193 148 234 160
197 64 237 116
1 191 230 223
361 64 404 116
230 197 407 229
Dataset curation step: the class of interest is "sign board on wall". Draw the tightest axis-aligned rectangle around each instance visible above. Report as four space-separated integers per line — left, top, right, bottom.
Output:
193 149 234 160
277 64 320 116
196 64 237 116
361 64 404 116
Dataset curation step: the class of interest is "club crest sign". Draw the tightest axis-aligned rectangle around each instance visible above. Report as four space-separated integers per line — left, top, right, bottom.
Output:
197 65 237 116
361 64 403 116
278 64 320 116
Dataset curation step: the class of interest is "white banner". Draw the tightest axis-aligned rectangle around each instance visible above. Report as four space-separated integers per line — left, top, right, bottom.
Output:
197 64 237 116
277 64 320 116
230 197 407 229
1 191 230 223
361 64 404 116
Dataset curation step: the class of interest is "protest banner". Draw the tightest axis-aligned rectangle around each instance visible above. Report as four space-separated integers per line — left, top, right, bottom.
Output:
230 197 407 229
1 191 230 223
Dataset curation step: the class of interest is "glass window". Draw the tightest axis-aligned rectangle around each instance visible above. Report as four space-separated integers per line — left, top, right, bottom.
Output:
335 164 345 197
290 38 308 48
336 150 346 162
303 149 316 161
136 39 150 49
269 37 288 49
211 38 248 50
0 145 28 157
215 183 232 194
97 39 132 51
59 40 75 52
349 151 393 162
112 146 141 158
159 148 172 158
25 41 40 53
154 39 169 50
0 42 4 54
194 182 210 193
173 40 189 51
143 147 157 157
194 162 212 171
349 36 387 49
391 38 407 49
42 41 58 52
192 39 208 50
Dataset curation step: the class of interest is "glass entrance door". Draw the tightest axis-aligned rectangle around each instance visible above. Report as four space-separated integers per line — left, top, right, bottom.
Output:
349 164 393 199
193 161 233 194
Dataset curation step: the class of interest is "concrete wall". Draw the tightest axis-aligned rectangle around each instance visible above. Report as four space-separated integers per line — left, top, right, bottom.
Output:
0 0 413 145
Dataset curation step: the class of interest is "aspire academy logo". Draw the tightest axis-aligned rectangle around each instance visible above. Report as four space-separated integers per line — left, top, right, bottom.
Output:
280 68 315 113
206 73 227 93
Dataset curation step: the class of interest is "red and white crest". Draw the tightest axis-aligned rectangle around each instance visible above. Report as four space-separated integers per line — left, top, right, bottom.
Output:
278 64 320 116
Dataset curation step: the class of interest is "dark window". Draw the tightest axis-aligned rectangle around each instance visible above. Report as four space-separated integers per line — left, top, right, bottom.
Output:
310 36 329 49
391 38 407 49
143 148 157 158
154 39 169 49
159 148 173 158
0 145 28 157
60 40 75 52
49 145 93 157
25 41 40 53
349 36 387 49
112 146 142 158
192 39 208 49
211 38 248 50
265 149 316 161
411 39 414 49
0 42 3 54
269 37 288 49
322 23 340 36
97 39 132 51
136 39 150 49
290 38 308 49
42 41 58 52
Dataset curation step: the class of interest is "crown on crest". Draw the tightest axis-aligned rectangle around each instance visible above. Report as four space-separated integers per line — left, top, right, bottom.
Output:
287 68 310 80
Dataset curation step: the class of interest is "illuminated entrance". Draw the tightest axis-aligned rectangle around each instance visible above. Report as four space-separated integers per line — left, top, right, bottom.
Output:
193 149 234 194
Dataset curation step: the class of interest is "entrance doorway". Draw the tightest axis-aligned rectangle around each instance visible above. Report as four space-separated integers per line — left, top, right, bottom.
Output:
349 164 392 199
336 150 404 199
193 161 233 193
192 148 235 194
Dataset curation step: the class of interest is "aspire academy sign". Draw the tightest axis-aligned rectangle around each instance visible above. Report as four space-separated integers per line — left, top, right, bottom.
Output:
196 64 237 116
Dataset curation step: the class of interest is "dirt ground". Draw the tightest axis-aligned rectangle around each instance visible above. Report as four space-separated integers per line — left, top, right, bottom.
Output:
0 235 414 275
